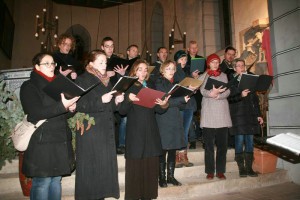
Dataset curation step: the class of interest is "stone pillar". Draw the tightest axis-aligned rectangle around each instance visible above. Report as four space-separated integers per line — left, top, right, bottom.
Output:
267 0 300 184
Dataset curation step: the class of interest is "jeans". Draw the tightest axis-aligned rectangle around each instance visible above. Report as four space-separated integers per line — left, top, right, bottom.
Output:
119 116 127 147
181 109 194 147
235 134 254 154
30 176 62 200
203 128 228 174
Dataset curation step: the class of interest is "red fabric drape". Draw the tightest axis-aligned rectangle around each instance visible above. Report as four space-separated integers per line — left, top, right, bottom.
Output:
262 29 273 76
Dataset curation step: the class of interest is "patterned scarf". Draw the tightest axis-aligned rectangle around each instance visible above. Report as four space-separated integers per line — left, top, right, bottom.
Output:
87 67 110 87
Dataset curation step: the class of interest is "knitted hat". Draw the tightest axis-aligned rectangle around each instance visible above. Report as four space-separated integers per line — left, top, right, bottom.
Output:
174 50 187 62
206 53 221 66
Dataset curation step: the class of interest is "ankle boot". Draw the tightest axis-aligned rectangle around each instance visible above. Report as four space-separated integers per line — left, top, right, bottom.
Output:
175 151 184 168
245 152 258 177
158 162 167 188
182 150 194 167
167 162 182 186
235 153 247 177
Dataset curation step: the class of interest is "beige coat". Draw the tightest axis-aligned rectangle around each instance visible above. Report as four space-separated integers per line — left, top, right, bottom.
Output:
200 72 232 128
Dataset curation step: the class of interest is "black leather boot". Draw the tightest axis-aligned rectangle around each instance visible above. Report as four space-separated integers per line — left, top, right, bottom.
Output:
167 162 182 186
235 153 247 177
159 162 167 188
245 152 258 177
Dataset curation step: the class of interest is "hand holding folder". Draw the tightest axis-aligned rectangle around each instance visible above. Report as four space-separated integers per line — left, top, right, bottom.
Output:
238 73 273 92
43 74 100 101
133 88 166 108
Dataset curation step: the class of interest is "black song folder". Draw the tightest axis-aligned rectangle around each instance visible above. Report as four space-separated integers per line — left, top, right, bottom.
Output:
204 77 228 90
190 57 206 73
238 73 273 92
111 76 138 94
168 84 195 97
43 74 100 101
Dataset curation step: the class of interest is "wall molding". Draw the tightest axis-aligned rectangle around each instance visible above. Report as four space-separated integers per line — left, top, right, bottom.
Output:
273 69 300 79
272 45 300 59
269 7 300 26
269 126 300 129
269 93 300 100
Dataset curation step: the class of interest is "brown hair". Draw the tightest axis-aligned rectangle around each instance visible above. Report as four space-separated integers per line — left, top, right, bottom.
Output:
160 60 176 74
128 59 150 81
84 49 106 73
56 33 76 51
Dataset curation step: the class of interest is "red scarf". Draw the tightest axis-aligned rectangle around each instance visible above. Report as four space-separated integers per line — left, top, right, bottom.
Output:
207 68 221 77
34 68 56 82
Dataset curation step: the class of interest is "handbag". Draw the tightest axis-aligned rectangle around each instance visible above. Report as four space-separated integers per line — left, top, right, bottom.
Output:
11 115 46 151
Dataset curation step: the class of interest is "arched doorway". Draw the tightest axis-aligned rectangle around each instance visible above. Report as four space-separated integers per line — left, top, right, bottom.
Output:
151 2 164 63
65 24 91 65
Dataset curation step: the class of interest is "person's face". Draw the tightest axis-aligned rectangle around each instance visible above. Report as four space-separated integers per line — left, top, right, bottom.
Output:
101 40 114 58
135 63 148 82
209 59 220 71
162 63 176 81
58 38 72 54
35 55 56 77
157 48 168 62
234 61 246 75
224 49 236 63
177 56 187 68
90 54 107 73
188 43 198 56
127 47 138 59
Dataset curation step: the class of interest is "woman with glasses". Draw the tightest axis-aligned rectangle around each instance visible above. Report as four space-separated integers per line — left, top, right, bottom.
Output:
20 52 79 200
52 33 83 80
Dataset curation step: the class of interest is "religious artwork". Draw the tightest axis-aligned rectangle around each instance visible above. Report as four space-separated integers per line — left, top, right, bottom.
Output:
239 18 269 75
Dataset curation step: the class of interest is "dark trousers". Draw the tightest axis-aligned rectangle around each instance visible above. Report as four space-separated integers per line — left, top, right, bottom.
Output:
203 127 228 174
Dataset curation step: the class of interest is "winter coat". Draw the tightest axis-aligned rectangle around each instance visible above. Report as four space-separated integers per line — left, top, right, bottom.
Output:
74 72 120 199
20 71 74 177
119 82 167 159
228 75 262 135
200 72 232 128
155 77 186 150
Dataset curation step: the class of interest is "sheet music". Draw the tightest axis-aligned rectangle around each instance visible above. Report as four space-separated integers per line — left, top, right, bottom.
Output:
267 133 300 155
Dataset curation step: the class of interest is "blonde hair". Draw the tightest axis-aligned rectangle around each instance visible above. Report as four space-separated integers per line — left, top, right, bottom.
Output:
160 60 176 74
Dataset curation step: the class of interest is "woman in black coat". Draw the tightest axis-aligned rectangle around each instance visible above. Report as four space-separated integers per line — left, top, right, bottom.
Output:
228 58 264 178
20 53 79 199
155 60 187 187
74 50 124 200
119 59 169 200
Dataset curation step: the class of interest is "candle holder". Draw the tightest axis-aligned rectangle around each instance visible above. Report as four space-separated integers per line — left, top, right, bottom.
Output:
34 5 59 52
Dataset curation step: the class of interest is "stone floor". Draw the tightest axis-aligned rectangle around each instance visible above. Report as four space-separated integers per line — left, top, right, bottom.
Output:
189 182 300 200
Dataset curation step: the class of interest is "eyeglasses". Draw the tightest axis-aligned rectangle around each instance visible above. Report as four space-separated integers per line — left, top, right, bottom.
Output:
39 62 57 67
104 45 114 49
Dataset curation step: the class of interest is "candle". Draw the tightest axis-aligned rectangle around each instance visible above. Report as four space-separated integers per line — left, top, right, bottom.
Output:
35 15 40 36
55 16 59 36
42 8 47 31
183 32 186 49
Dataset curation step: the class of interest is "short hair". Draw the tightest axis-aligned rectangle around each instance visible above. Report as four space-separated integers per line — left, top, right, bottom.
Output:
101 36 114 46
160 60 176 74
56 33 76 51
128 59 150 80
156 46 167 53
225 46 237 53
32 52 52 66
189 40 197 46
126 44 138 51
232 58 245 68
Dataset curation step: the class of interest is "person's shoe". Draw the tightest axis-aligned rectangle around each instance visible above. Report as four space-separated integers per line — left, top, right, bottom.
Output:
116 146 125 154
206 173 214 180
189 141 196 149
216 173 226 180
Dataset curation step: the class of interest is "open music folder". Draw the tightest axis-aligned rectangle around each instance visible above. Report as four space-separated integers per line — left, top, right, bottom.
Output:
238 73 273 92
43 74 100 101
111 76 138 94
133 87 166 108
